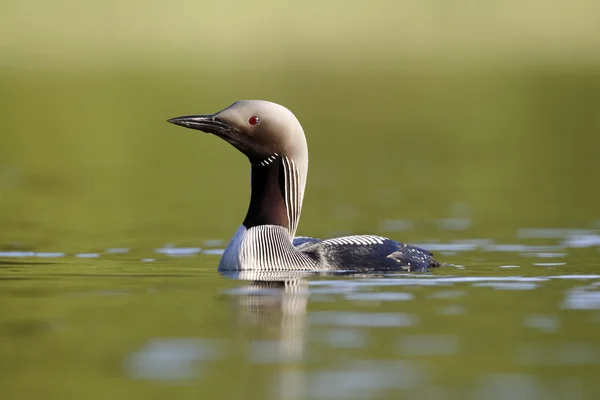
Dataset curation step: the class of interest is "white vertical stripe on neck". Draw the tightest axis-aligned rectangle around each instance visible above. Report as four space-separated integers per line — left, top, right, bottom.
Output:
282 156 302 238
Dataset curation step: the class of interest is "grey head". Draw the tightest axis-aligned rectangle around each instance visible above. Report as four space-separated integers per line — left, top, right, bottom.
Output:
168 100 309 237
168 100 308 168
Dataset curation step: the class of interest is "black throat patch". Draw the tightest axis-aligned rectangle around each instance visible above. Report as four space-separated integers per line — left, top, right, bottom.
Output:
242 158 289 230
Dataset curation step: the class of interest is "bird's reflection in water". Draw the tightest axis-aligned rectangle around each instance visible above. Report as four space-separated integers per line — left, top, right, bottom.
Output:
221 270 316 400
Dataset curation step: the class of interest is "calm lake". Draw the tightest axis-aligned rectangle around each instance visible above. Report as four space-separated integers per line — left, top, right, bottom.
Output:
1 67 600 399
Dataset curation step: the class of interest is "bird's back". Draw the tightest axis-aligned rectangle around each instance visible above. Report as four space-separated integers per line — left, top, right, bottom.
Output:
295 235 439 272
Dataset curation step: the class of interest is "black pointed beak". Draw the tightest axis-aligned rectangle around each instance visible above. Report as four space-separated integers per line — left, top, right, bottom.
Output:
167 114 231 135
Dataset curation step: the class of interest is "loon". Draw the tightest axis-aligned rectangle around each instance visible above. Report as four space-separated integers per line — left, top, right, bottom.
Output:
168 100 440 272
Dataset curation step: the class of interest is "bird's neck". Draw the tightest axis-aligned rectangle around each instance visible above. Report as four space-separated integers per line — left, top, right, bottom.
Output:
242 155 306 238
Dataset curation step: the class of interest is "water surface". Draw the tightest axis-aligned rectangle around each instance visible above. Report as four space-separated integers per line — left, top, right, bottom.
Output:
2 228 599 399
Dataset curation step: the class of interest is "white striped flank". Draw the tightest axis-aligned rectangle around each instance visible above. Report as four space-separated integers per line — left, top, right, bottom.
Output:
219 225 318 271
282 156 302 237
322 235 387 246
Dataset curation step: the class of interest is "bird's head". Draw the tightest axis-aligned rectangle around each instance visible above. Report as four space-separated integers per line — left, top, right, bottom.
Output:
168 100 308 166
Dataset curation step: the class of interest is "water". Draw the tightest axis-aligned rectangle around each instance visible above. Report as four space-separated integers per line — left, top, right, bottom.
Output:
2 66 600 398
2 229 599 399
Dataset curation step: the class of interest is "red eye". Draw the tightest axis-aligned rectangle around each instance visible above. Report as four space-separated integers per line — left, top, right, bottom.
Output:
248 116 260 126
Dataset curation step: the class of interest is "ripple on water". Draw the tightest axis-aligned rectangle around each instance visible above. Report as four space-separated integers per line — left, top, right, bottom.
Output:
562 285 600 310
471 282 539 291
311 276 564 293
518 342 600 366
518 228 597 239
437 217 472 231
438 304 466 315
563 233 600 248
533 262 566 267
397 334 458 357
203 239 224 247
353 278 452 287
310 311 418 327
202 249 225 255
106 248 130 254
522 314 560 333
307 360 426 399
427 290 467 299
410 243 477 252
154 247 202 256
344 292 414 301
124 339 221 381
0 251 65 258
439 251 457 256
321 328 368 349
75 253 100 258
483 244 532 252
310 285 361 295
34 252 65 258
551 275 600 280
522 252 567 258
250 340 302 364
473 373 545 400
